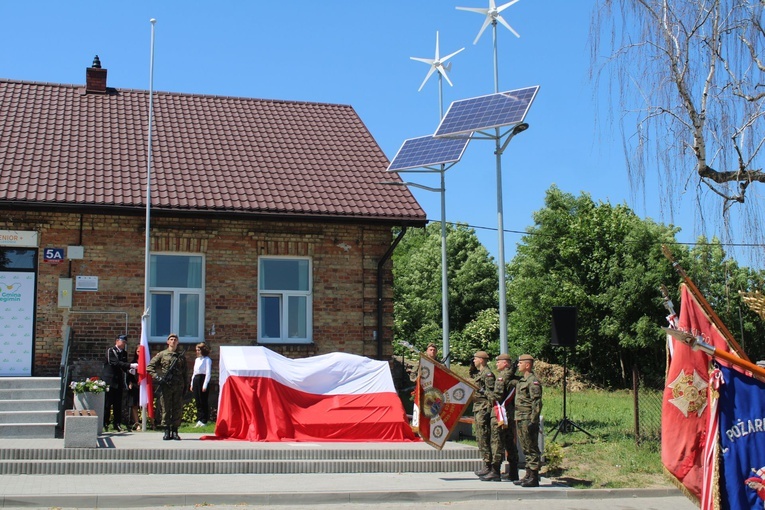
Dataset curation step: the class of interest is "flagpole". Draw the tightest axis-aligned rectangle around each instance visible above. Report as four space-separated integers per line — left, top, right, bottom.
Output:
661 245 750 361
142 18 157 431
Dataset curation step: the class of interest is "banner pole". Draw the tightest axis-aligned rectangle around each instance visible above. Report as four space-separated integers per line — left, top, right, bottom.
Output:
664 328 765 379
661 245 750 362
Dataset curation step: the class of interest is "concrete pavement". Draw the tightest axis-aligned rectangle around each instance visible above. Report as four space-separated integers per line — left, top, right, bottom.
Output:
0 432 694 509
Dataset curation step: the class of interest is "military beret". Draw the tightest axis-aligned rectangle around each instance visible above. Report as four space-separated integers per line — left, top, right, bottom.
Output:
518 354 534 362
497 354 511 361
426 343 438 349
473 351 489 359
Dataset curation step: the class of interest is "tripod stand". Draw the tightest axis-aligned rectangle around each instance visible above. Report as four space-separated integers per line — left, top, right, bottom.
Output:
549 347 592 441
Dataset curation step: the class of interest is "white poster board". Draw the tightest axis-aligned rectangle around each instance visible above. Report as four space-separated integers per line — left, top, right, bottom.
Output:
0 271 35 376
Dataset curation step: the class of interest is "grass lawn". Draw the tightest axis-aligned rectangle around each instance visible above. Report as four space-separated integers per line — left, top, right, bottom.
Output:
530 387 668 488
446 362 669 488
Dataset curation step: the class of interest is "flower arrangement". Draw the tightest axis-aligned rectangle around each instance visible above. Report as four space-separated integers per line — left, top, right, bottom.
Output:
69 377 107 394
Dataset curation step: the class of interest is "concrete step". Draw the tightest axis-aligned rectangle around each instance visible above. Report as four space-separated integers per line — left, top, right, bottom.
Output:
0 388 60 400
0 422 57 439
0 445 479 461
0 399 58 412
0 438 481 475
0 377 60 390
0 410 59 423
0 457 481 475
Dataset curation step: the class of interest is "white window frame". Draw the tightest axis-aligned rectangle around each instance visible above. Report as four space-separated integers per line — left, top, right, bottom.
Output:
149 252 205 344
258 256 312 344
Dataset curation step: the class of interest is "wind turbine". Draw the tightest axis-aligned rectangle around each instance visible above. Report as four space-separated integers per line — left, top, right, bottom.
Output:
403 31 464 366
457 0 521 46
456 0 526 356
410 31 464 119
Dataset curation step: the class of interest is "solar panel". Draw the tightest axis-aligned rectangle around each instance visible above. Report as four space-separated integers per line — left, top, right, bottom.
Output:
387 135 470 172
434 86 540 137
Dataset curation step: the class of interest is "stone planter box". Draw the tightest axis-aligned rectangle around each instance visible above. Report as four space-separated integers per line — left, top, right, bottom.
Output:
73 391 105 434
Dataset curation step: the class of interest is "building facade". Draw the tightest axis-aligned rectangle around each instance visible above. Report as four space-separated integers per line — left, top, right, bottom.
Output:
0 58 425 378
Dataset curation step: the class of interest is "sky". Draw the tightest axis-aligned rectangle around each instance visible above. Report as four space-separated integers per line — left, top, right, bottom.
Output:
1 1 757 268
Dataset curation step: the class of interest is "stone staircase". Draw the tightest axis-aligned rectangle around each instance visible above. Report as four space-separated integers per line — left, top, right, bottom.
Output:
0 442 481 475
0 377 60 438
0 377 484 475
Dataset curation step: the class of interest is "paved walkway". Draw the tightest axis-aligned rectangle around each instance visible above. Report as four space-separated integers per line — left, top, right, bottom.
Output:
0 432 694 509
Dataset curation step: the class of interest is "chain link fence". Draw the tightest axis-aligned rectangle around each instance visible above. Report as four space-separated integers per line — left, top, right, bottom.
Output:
633 365 663 445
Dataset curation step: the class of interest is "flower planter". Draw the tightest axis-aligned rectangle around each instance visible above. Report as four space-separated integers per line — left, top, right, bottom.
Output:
73 391 105 434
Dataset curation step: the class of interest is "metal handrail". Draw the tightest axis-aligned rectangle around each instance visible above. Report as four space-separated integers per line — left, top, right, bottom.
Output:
56 326 74 433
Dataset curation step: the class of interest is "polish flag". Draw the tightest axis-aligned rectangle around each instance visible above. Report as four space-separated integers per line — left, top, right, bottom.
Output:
213 346 417 442
413 355 477 449
137 313 154 419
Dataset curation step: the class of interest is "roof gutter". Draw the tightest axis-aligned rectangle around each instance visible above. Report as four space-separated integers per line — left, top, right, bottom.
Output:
0 202 427 228
376 227 407 360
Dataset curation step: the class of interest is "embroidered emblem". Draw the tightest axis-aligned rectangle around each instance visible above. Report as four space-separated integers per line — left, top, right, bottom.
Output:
667 369 708 417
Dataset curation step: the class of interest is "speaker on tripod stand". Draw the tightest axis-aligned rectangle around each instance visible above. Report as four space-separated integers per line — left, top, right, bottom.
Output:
550 306 592 441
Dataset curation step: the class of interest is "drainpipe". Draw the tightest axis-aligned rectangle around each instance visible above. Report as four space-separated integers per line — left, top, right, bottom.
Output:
376 227 407 359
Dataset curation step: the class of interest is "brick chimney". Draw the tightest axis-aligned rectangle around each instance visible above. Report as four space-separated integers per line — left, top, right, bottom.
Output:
85 55 107 94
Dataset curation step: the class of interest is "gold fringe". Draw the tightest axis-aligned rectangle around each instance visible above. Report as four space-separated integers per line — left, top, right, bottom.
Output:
662 466 700 507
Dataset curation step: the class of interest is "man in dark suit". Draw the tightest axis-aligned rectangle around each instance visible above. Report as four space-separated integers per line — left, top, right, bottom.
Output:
102 334 137 432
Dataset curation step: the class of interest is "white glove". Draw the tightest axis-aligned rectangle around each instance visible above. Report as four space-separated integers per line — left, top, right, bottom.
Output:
130 363 138 369
129 368 137 375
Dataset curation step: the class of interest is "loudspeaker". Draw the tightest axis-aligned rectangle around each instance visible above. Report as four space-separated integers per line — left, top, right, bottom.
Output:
551 306 577 347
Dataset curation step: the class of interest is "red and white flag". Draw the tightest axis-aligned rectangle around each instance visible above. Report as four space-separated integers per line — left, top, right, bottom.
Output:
214 346 416 442
413 354 477 450
662 284 731 503
493 387 515 428
137 313 154 419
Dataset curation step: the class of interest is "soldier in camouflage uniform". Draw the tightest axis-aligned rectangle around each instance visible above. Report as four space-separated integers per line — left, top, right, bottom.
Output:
514 354 543 487
409 343 438 382
485 353 520 482
470 350 498 479
147 333 188 440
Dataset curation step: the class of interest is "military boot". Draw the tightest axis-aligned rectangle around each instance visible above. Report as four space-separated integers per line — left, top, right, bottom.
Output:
171 427 181 440
521 469 539 487
163 427 171 440
513 469 529 485
474 463 491 477
479 464 502 481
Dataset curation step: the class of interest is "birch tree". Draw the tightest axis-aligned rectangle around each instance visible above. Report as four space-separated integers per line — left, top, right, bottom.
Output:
593 0 765 244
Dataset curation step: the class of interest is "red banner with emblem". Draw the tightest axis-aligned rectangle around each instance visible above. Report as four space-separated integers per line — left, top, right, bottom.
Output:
662 284 733 503
413 355 478 450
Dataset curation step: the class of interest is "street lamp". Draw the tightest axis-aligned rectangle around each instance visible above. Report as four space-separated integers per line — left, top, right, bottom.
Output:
380 178 451 367
495 121 528 355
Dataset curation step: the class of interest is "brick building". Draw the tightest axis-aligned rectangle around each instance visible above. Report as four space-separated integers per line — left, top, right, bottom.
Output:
0 58 425 379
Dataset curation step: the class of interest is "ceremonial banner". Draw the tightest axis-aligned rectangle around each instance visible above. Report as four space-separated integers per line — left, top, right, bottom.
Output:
214 346 416 442
716 364 765 510
413 354 477 450
137 314 154 418
662 284 732 502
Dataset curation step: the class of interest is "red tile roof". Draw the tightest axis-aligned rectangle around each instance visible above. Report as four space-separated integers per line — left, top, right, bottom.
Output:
0 78 426 225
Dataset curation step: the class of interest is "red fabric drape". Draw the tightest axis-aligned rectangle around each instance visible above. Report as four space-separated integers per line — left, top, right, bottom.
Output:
214 375 417 442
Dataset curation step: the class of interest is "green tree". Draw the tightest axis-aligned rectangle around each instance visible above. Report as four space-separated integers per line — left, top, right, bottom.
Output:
507 186 683 388
392 223 498 363
682 237 765 361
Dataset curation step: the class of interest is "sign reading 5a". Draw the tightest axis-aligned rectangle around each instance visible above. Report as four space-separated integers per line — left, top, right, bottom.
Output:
43 248 65 264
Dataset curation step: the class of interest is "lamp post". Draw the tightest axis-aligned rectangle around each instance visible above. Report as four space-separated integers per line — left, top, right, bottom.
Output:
381 180 450 367
495 122 528 355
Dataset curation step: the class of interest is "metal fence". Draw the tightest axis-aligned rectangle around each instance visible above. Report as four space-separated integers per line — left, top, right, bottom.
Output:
633 365 663 445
